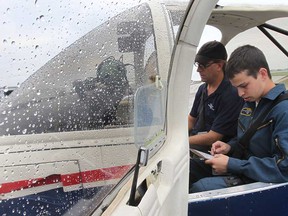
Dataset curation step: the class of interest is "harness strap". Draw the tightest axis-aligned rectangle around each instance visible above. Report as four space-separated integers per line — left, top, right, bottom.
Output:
236 92 288 158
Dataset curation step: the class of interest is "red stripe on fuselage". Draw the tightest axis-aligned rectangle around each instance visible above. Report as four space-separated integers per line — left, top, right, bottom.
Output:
0 165 133 194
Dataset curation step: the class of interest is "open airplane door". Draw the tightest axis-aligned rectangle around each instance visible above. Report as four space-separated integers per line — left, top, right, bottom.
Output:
101 0 218 215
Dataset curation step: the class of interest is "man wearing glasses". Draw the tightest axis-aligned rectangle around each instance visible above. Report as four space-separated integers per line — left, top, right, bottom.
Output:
188 41 243 152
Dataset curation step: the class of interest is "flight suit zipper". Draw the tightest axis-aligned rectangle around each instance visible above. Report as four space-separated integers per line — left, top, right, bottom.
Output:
238 120 245 132
275 137 285 164
257 119 273 130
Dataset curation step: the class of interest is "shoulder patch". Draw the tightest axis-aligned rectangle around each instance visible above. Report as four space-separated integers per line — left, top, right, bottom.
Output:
240 107 252 116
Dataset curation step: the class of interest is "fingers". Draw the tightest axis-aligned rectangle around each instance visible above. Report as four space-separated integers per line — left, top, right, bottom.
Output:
204 154 221 165
211 141 223 155
211 145 223 155
211 141 231 155
204 158 212 165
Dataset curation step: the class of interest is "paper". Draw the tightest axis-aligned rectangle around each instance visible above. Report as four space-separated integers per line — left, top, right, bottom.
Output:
190 149 213 160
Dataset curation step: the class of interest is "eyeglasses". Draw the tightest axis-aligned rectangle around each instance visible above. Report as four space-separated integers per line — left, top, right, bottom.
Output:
194 61 214 69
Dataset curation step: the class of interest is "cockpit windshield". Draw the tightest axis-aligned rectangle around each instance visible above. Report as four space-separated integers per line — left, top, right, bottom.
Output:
1 3 156 135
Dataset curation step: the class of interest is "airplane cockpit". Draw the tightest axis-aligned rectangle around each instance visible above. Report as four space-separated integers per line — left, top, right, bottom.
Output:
0 0 288 215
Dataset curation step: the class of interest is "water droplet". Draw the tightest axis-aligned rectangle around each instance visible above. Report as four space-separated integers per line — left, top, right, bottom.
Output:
4 148 10 155
3 86 8 92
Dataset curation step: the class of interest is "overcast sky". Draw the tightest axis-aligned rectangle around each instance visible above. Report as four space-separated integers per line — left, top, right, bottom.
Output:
1 0 288 87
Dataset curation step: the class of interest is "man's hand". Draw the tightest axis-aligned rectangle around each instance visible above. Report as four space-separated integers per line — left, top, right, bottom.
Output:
211 141 231 155
205 154 229 174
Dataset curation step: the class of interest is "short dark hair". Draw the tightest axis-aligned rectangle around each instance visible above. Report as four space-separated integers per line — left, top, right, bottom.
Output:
226 45 271 79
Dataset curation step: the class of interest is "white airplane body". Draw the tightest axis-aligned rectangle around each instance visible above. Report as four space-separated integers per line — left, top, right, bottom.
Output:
0 0 288 215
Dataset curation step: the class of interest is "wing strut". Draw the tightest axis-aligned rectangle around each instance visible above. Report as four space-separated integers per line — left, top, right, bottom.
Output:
257 24 288 57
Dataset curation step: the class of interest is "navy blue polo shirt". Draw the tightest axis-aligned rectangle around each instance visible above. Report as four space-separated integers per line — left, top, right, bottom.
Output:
190 78 243 141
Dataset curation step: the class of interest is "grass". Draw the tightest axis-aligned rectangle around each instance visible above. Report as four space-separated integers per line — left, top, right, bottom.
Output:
271 70 288 76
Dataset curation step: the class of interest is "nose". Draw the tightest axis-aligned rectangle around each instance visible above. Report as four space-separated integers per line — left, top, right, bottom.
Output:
237 88 244 97
196 66 203 73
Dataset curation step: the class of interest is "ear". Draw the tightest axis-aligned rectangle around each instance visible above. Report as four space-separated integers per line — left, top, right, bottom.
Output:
258 68 269 80
215 61 225 71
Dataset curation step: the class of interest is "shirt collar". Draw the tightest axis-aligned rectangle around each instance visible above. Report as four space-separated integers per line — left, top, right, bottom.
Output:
213 77 230 95
262 83 287 101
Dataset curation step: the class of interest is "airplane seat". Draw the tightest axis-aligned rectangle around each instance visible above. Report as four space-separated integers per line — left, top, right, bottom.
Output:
115 94 134 126
145 51 158 85
115 51 158 127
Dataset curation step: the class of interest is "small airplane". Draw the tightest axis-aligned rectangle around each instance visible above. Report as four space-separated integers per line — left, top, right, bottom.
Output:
0 0 288 215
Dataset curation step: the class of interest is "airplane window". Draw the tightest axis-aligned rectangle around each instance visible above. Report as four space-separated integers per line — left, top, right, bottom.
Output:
0 4 156 135
226 17 288 86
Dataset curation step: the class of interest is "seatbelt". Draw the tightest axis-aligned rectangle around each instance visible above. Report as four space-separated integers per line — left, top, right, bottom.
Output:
235 93 288 158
